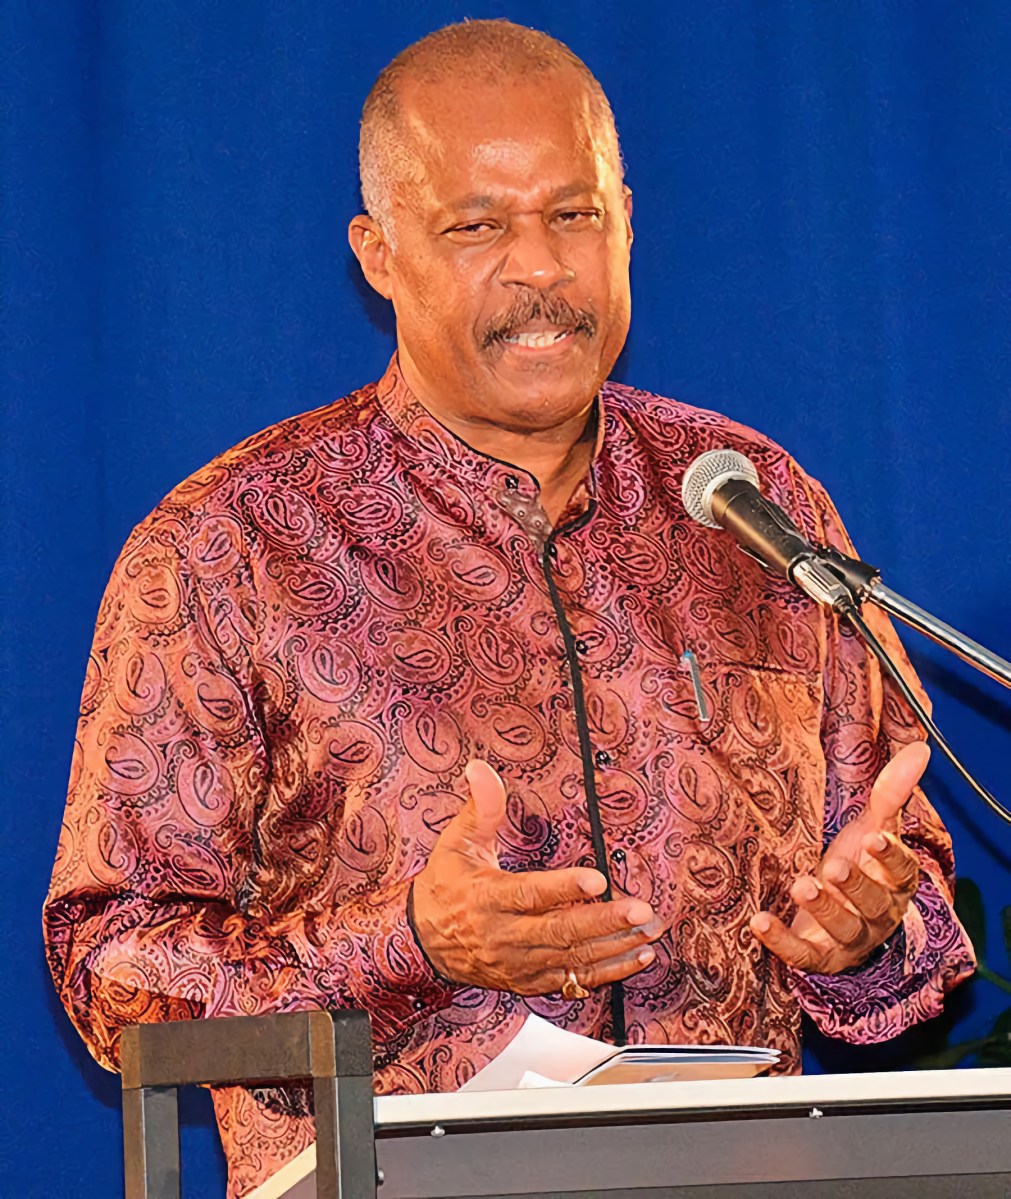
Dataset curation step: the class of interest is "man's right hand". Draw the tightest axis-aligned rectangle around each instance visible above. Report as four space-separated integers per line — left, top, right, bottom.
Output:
410 759 665 995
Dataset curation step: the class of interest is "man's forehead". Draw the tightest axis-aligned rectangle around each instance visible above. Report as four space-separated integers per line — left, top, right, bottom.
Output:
450 181 609 209
398 64 594 117
403 71 604 151
393 73 617 203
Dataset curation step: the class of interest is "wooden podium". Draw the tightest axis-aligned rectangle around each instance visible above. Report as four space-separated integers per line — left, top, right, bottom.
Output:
121 1011 1011 1199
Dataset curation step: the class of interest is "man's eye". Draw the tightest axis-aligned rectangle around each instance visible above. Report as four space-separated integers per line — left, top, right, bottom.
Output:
447 222 495 236
555 209 602 227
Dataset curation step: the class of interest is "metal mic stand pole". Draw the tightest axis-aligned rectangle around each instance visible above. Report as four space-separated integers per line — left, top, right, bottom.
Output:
865 583 1011 691
796 545 1011 691
796 548 1011 822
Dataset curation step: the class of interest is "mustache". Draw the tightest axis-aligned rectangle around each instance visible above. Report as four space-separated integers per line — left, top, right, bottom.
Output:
481 291 597 349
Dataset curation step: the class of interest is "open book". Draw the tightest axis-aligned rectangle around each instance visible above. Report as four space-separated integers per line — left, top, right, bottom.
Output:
459 1014 779 1090
246 1015 779 1198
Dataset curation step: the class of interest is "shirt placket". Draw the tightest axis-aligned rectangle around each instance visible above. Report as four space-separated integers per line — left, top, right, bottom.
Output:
540 513 628 1047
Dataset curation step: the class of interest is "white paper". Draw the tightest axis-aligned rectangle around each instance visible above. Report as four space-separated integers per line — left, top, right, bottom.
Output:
517 1070 565 1088
459 1014 615 1092
459 1015 780 1092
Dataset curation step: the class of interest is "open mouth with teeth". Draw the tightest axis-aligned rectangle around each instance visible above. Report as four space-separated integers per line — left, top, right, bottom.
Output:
494 323 580 350
482 302 596 354
503 328 575 349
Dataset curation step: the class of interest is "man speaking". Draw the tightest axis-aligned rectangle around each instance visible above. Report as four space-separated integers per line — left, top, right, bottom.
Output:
44 19 974 1198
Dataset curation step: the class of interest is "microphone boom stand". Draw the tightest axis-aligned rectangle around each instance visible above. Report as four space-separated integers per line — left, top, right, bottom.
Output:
792 545 1011 824
801 543 1011 691
868 582 1011 691
683 450 1011 821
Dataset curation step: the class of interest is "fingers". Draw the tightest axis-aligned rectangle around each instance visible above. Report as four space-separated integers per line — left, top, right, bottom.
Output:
565 923 665 971
532 899 662 957
424 759 670 994
553 943 659 994
438 760 510 862
497 895 665 989
459 759 508 842
863 829 920 894
749 911 825 972
754 844 919 973
498 864 609 913
751 744 928 976
822 857 893 924
463 903 663 996
790 875 868 952
439 763 611 905
866 741 930 831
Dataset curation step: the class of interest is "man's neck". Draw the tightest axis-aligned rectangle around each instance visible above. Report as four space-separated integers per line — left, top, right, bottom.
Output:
398 363 598 524
445 410 597 524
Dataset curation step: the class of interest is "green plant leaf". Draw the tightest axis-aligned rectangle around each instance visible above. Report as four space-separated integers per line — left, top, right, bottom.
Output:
977 1038 1011 1066
988 1008 1011 1039
976 963 1011 994
975 1010 1011 1066
954 877 986 958
913 1040 986 1070
1000 905 1011 971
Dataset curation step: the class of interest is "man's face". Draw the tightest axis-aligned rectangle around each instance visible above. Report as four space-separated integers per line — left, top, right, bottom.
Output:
352 69 633 434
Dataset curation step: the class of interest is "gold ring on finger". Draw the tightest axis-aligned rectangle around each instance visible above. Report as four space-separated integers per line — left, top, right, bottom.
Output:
561 968 590 1001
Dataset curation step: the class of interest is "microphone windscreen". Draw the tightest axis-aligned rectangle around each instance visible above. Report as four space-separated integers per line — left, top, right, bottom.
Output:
681 449 760 528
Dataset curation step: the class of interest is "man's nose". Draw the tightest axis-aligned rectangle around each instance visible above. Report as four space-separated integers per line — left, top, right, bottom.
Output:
498 223 574 290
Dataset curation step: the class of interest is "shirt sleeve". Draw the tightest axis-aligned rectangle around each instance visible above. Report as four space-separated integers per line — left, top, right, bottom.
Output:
43 510 456 1074
784 472 975 1042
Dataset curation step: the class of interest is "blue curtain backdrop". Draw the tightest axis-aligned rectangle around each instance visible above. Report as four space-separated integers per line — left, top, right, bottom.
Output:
3 1 1010 1194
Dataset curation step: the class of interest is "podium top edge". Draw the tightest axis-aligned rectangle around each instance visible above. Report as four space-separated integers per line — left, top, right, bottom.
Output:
372 1066 1011 1129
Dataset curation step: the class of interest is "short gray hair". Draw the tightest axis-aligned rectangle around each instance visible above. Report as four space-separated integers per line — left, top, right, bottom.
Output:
359 20 624 240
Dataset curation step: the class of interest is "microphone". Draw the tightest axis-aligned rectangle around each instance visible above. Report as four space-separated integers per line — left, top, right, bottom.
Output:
681 449 877 609
682 449 1011 826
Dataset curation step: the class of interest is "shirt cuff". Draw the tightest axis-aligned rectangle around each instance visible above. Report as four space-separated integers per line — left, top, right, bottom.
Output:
340 877 459 1043
786 874 974 1044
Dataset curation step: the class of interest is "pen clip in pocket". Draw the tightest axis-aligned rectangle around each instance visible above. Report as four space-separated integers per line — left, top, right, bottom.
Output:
681 647 711 724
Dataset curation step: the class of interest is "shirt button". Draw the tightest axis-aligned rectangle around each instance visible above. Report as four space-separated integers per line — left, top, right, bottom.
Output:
594 749 612 768
575 638 589 655
548 543 558 560
504 474 520 490
412 998 426 1012
610 848 626 865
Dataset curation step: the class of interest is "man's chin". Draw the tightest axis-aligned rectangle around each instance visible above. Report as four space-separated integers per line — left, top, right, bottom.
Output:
479 340 602 410
481 366 599 422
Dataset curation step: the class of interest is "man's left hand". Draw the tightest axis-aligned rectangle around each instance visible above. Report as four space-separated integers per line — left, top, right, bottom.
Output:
749 741 928 974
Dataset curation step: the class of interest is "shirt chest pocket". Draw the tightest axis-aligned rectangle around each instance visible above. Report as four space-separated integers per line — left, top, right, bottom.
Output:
665 653 826 844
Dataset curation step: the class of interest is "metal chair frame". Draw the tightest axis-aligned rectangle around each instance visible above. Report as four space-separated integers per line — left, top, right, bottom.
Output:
120 1009 377 1199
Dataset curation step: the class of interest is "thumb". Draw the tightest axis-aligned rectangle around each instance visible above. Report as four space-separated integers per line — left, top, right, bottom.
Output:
442 759 507 860
866 740 931 831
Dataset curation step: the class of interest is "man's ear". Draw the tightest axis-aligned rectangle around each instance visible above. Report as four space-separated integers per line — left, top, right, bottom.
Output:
348 215 394 300
622 185 634 249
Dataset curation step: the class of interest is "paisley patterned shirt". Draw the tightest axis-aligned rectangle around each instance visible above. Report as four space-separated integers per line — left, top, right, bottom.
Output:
44 357 974 1197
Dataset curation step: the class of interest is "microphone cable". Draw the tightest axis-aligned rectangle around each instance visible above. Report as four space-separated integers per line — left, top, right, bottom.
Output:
839 598 1011 825
682 447 1011 825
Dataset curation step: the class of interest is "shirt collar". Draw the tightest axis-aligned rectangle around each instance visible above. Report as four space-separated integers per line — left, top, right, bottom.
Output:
374 354 605 533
